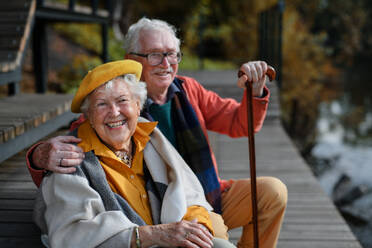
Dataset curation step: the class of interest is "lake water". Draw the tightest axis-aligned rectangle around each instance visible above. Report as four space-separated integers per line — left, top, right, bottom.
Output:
306 74 372 247
314 100 372 193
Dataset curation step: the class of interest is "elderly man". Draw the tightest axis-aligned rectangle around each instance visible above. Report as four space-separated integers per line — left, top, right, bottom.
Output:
27 17 287 248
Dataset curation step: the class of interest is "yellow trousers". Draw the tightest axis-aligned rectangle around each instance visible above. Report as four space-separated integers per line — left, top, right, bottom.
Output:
211 177 287 248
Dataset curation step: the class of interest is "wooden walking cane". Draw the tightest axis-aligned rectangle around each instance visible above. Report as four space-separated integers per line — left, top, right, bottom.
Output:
238 66 276 248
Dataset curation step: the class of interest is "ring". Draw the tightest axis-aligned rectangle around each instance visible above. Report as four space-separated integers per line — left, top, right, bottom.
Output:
185 232 191 239
59 158 63 167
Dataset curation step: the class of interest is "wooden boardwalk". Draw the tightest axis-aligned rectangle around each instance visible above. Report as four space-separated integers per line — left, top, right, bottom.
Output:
187 70 363 248
0 70 363 247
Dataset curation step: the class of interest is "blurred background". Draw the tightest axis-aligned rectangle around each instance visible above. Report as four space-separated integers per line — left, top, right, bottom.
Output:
1 0 372 246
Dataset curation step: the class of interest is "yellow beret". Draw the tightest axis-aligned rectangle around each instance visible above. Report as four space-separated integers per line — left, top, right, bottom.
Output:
71 59 142 113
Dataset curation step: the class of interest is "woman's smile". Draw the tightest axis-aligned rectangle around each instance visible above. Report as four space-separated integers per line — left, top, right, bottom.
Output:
106 119 127 129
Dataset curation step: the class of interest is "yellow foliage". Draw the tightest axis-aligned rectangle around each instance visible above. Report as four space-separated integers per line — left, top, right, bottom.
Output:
248 0 279 13
183 0 282 63
280 5 340 149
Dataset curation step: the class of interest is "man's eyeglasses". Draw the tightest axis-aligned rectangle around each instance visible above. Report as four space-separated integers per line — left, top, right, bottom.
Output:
129 51 182 66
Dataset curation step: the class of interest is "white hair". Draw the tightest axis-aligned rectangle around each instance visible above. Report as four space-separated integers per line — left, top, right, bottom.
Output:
80 74 147 116
123 17 180 53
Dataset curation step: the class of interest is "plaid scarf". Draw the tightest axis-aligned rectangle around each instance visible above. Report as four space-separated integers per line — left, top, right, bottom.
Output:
142 79 222 213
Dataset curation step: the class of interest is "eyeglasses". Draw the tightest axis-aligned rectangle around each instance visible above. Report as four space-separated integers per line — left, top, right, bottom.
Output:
129 51 182 66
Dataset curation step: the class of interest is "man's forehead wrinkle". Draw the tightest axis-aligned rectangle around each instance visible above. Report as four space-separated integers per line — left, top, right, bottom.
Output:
139 30 177 53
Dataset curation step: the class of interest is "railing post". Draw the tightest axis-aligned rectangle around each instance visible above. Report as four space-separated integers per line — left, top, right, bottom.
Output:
105 0 113 17
32 19 48 93
36 0 44 7
258 0 285 88
68 0 76 11
101 23 108 62
91 0 98 15
277 0 285 88
8 82 20 95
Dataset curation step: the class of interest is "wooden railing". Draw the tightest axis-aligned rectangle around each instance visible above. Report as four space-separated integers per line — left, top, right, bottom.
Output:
0 0 36 95
259 0 285 88
0 0 112 96
33 0 113 93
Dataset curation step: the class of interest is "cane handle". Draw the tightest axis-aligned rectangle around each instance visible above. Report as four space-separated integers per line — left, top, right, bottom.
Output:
238 65 276 82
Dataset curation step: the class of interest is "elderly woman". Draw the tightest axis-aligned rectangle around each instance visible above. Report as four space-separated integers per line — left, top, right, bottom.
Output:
33 60 234 248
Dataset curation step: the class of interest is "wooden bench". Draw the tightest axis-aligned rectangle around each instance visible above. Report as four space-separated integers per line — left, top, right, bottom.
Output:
0 93 78 163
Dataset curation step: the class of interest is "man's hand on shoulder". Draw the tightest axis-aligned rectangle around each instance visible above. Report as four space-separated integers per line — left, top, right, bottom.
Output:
31 136 84 174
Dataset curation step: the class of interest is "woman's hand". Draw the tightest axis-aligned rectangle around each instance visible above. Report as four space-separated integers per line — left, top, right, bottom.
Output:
138 220 213 248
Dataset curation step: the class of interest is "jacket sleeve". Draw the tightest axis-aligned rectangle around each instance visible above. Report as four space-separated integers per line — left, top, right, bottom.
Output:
181 76 270 137
183 206 214 235
26 142 46 187
38 173 136 248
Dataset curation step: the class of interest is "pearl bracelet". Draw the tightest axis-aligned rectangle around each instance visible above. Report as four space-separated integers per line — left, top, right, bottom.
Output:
135 226 141 248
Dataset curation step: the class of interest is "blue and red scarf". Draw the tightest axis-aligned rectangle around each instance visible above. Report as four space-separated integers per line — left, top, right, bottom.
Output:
142 79 222 213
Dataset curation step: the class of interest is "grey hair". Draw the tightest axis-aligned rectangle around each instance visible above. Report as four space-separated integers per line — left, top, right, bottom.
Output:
80 74 147 116
123 17 180 53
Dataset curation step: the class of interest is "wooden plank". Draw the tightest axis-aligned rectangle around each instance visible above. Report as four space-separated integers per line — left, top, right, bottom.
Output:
0 237 42 248
229 223 356 240
0 24 25 36
0 102 51 125
0 37 21 49
0 115 36 131
0 119 25 136
0 125 15 142
0 223 40 236
0 1 32 11
0 173 34 181
0 51 18 63
276 241 362 248
0 199 35 210
0 94 74 143
0 12 28 24
0 111 78 164
0 162 29 169
0 113 43 130
0 210 34 222
0 190 37 200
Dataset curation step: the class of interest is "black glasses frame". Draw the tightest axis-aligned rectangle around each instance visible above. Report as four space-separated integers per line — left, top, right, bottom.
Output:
129 52 182 66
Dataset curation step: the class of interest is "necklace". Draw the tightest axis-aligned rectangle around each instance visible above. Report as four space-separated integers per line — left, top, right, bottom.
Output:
115 150 132 167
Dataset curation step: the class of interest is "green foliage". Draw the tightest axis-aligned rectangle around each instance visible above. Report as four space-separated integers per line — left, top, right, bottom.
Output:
52 23 125 93
53 23 125 59
53 23 102 55
57 55 101 93
108 34 126 61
